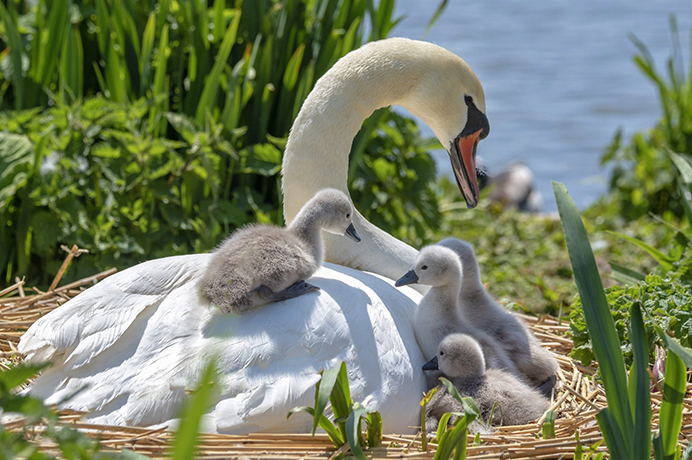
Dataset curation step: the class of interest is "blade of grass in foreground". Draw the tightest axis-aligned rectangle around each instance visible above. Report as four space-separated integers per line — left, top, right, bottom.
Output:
433 397 479 460
608 261 646 285
596 408 630 460
366 411 382 448
652 324 692 369
330 361 352 438
171 361 217 460
286 406 342 445
542 411 556 439
346 402 368 460
553 181 633 457
665 149 692 231
311 362 342 435
656 349 686 460
628 301 652 459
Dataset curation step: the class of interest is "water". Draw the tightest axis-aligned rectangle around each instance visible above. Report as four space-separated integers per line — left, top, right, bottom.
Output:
391 0 692 210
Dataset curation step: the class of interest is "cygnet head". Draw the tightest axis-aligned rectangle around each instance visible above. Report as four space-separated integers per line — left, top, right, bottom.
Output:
423 333 486 379
437 237 482 288
438 238 476 267
395 245 461 288
296 188 361 242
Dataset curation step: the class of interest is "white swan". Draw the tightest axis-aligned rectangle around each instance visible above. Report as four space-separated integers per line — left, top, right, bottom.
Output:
18 37 489 434
282 38 489 281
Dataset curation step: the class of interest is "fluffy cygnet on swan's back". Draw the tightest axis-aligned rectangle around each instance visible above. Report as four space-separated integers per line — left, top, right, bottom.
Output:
395 246 518 375
200 188 361 313
437 238 558 394
424 333 549 431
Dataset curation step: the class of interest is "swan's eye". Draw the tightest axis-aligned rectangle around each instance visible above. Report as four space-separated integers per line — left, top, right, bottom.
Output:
421 265 428 270
439 351 444 356
464 95 473 104
346 213 350 218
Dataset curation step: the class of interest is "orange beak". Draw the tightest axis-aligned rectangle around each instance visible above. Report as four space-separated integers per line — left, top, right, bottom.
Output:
449 129 483 209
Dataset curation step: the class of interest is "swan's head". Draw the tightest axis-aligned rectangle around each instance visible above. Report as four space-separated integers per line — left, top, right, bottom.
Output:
303 188 361 242
397 40 490 209
394 245 461 288
422 333 486 378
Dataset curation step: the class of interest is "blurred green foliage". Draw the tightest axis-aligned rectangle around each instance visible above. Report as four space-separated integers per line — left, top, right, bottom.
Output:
432 178 670 315
601 18 692 221
350 109 443 249
570 273 692 368
0 0 444 287
570 82 692 369
569 193 692 369
0 359 218 459
0 362 123 459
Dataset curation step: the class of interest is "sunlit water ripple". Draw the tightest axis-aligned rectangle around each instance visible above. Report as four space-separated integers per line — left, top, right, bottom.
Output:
391 0 692 210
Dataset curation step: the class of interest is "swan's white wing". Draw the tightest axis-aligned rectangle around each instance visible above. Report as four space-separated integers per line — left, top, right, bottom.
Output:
206 264 426 434
18 255 206 369
20 258 426 433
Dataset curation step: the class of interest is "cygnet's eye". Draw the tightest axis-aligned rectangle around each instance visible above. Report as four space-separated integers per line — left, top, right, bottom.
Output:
439 351 444 356
421 265 428 270
464 95 473 104
346 213 350 219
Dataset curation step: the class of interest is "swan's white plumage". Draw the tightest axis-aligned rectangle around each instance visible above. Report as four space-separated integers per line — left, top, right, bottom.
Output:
20 256 426 433
20 37 488 433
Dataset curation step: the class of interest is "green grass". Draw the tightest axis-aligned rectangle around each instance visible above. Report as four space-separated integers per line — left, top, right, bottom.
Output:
0 0 447 288
601 17 692 221
555 181 692 459
288 362 383 460
433 178 671 316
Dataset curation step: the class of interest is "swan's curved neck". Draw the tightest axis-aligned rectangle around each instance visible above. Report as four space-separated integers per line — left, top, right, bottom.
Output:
282 48 422 283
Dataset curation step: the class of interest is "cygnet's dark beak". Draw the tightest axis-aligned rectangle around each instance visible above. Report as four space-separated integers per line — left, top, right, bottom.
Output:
422 356 439 371
395 269 419 287
344 223 361 243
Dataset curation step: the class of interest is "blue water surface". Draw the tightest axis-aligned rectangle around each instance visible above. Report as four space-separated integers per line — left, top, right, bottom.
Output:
391 0 692 210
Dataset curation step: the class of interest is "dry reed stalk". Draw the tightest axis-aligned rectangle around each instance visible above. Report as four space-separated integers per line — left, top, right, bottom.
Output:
2 260 691 459
47 244 89 292
0 279 25 298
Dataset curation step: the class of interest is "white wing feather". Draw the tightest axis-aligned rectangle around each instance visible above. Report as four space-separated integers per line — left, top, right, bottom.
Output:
19 256 426 433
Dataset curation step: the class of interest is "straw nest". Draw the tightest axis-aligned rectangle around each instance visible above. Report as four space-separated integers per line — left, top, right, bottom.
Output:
2 246 691 459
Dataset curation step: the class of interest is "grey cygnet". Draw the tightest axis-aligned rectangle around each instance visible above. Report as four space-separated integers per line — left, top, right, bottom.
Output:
395 245 519 375
200 188 360 313
424 333 550 431
437 237 558 394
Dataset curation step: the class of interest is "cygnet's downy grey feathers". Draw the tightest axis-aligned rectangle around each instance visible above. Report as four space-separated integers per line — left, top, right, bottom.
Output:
200 188 360 313
424 334 549 432
437 238 558 393
395 246 518 376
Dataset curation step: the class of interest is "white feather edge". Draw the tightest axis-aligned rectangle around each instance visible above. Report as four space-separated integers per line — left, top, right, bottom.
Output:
19 255 426 434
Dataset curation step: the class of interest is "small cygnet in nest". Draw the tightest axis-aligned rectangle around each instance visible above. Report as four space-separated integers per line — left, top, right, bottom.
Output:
437 237 558 395
424 333 550 432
